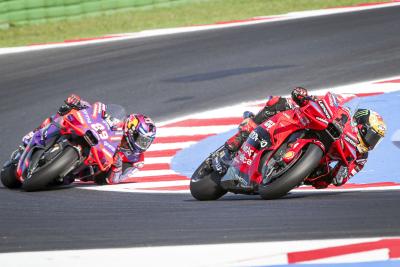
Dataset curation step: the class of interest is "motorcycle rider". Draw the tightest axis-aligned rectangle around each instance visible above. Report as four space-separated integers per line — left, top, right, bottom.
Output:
20 94 156 185
221 87 387 189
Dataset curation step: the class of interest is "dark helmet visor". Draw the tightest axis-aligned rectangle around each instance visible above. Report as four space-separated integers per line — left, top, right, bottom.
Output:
363 127 382 150
136 134 153 150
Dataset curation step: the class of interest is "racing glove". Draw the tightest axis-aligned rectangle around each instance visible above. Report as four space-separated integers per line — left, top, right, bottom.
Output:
66 94 81 107
58 94 86 115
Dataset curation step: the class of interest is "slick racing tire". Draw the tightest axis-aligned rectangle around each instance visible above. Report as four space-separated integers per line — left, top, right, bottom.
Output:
1 163 22 189
22 146 78 192
259 144 323 200
190 159 227 201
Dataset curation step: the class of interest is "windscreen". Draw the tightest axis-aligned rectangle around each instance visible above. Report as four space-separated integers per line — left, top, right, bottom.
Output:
339 93 361 126
106 104 127 122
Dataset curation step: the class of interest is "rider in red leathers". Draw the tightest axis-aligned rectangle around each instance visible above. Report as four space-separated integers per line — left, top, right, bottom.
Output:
223 87 386 189
20 94 156 185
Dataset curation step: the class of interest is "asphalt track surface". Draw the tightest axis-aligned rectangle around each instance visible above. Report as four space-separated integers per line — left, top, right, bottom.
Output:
1 6 400 253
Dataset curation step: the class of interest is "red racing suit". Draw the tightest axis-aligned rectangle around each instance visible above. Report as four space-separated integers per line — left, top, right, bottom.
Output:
22 95 145 185
225 95 368 189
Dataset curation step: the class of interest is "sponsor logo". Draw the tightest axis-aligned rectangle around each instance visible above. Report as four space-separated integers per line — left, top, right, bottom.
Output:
344 134 359 147
377 124 386 132
249 130 269 148
105 116 118 128
249 131 259 141
356 158 367 165
103 141 116 152
238 152 253 166
328 93 338 107
234 173 249 186
82 109 92 124
263 120 275 129
260 140 269 148
318 100 332 119
241 144 254 157
283 151 295 161
316 117 329 124
295 108 309 125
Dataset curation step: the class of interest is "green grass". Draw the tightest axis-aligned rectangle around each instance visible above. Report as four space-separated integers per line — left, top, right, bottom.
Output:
0 0 381 47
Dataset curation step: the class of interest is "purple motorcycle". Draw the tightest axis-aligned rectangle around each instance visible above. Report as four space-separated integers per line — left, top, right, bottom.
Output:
1 103 126 191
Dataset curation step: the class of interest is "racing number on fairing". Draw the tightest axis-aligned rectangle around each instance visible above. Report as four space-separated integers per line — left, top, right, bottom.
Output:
91 123 109 140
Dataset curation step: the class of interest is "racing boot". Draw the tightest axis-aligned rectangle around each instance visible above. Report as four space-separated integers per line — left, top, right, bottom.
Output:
225 112 257 153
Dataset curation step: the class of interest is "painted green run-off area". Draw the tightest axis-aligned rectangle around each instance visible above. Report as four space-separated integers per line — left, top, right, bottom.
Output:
0 0 383 47
0 0 189 26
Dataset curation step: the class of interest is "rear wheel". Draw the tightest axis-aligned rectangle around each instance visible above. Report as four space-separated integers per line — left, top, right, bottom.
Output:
259 144 323 200
190 159 227 201
1 163 21 189
22 146 79 192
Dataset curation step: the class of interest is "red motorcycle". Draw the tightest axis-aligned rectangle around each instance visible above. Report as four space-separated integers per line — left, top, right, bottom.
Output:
190 92 359 200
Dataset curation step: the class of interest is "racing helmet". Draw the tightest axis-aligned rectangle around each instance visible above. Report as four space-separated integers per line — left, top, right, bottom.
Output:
353 109 386 153
124 114 156 152
291 87 309 106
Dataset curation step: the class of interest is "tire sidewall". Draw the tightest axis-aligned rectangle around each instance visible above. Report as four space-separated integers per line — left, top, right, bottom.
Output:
22 146 78 192
190 159 227 201
259 144 323 200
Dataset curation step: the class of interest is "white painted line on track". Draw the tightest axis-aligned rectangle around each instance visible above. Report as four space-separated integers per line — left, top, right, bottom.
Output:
293 185 400 193
144 156 172 164
128 169 178 177
81 184 400 194
147 141 197 151
83 180 189 191
156 125 238 137
305 249 389 264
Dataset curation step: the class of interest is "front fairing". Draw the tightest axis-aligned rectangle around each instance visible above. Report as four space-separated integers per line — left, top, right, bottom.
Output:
62 103 124 170
15 130 44 180
327 117 359 165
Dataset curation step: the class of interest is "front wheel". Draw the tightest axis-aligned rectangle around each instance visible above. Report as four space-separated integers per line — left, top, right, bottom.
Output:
190 159 227 201
22 146 79 192
259 144 323 200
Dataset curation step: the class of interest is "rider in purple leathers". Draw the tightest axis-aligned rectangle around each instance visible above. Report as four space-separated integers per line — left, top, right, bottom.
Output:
21 94 156 185
223 87 386 189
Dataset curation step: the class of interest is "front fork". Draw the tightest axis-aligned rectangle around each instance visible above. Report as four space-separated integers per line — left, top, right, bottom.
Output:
209 145 232 175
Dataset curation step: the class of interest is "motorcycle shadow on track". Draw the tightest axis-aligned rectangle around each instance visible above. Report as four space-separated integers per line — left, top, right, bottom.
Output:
0 183 73 192
186 191 344 202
